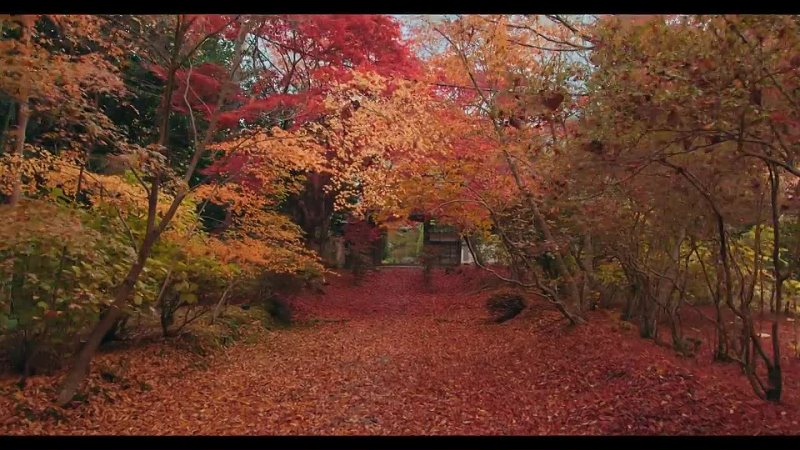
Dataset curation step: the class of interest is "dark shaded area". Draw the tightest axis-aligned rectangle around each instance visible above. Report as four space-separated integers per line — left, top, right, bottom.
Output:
486 291 527 323
264 295 292 326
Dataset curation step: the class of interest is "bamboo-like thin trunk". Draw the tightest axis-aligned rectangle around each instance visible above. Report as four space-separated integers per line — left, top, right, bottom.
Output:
211 282 234 325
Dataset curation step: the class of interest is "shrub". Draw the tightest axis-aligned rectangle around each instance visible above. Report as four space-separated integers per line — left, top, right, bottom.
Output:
486 291 527 323
344 220 380 283
263 295 292 327
242 265 325 302
0 200 135 375
156 249 230 337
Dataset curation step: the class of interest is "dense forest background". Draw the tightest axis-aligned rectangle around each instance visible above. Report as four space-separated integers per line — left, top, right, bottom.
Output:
1 15 800 425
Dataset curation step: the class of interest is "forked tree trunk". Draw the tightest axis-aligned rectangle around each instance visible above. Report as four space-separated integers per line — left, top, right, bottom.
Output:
57 17 252 406
500 149 583 322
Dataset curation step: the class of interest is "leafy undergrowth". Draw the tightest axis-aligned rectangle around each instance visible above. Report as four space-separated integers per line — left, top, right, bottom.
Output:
1 267 800 435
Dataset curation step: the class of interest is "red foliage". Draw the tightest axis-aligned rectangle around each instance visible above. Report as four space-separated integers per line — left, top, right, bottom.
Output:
192 14 423 197
171 63 241 119
198 153 261 190
146 15 421 133
1 269 800 434
343 219 381 253
256 15 422 80
242 15 421 128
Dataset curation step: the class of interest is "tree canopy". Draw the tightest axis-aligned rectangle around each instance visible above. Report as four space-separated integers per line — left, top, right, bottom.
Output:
2 14 800 424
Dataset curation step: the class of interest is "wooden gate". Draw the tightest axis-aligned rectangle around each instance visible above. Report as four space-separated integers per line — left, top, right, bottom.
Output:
424 221 461 266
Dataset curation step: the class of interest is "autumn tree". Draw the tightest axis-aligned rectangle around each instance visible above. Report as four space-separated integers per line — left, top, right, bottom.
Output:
54 14 258 405
240 15 424 257
0 15 128 204
410 15 595 324
572 14 800 401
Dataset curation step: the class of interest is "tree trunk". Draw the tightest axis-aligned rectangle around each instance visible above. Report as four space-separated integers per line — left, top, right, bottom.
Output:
160 292 178 338
765 163 783 401
444 34 582 321
500 149 583 321
295 173 335 254
635 272 657 339
581 234 594 309
210 282 233 324
156 17 185 151
573 232 597 310
0 100 15 155
8 18 31 206
58 131 170 405
56 19 253 405
56 257 147 405
464 235 486 266
766 320 782 401
654 228 686 342
9 103 30 206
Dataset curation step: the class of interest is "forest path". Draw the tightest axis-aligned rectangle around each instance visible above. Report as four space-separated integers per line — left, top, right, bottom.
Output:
1 268 797 435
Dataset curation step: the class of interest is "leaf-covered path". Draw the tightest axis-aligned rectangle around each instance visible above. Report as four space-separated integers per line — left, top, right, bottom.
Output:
2 268 800 435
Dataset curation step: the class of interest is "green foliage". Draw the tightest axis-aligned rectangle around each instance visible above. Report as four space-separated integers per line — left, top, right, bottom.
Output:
0 200 135 372
156 246 232 336
383 225 423 264
595 261 625 286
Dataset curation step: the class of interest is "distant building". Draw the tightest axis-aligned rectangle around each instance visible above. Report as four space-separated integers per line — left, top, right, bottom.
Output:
423 221 462 266
379 212 499 267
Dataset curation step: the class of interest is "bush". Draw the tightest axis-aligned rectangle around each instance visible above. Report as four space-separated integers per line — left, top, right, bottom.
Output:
0 201 135 375
234 267 324 328
344 220 380 284
241 265 325 302
263 295 292 327
156 250 230 337
486 291 526 323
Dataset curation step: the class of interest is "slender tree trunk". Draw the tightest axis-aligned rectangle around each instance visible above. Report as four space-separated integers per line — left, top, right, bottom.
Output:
716 212 742 364
794 295 799 358
649 227 686 343
156 16 185 151
9 103 30 205
0 100 16 155
464 235 485 266
573 231 598 309
501 149 583 320
74 95 100 201
56 20 252 405
658 228 685 301
56 255 149 405
664 160 732 360
210 282 234 324
699 242 729 361
438 30 582 321
8 17 31 206
766 163 784 401
58 15 184 404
